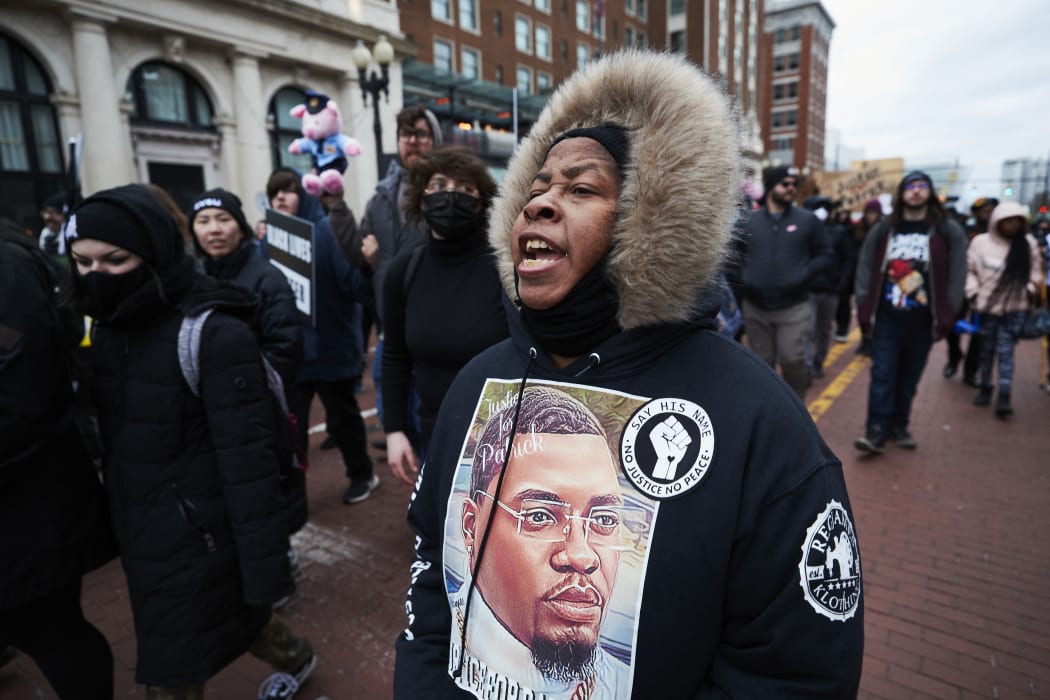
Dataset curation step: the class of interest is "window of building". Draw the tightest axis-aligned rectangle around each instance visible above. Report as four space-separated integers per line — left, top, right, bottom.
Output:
772 136 793 151
670 29 685 52
789 52 799 70
536 0 550 11
516 15 533 53
268 86 313 173
773 81 798 101
577 42 590 68
771 109 797 128
127 62 213 129
537 71 552 93
536 25 552 59
495 65 504 84
625 25 634 46
434 39 453 73
459 0 478 30
576 0 590 32
636 0 646 20
432 0 451 21
636 31 646 48
494 10 502 35
461 47 480 79
0 32 64 231
790 25 801 40
671 0 685 15
626 0 635 16
517 65 533 95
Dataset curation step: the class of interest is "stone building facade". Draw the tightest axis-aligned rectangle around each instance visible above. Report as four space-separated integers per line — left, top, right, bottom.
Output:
1 0 410 232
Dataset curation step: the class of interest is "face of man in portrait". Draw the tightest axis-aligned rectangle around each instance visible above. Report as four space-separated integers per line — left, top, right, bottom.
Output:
462 431 624 681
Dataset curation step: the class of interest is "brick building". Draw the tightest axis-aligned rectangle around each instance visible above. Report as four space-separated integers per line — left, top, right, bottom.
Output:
397 0 659 164
758 0 833 173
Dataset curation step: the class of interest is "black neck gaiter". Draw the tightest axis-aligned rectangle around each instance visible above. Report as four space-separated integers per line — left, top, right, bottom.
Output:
517 259 621 358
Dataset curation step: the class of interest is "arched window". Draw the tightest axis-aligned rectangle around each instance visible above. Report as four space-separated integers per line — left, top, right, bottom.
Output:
0 32 64 232
268 86 313 172
126 62 214 129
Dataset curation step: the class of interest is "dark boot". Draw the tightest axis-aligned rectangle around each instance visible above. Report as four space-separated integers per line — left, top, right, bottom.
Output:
973 386 993 407
995 391 1013 418
854 427 885 455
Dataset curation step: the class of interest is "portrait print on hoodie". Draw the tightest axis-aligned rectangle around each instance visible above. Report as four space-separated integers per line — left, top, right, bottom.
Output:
445 380 673 700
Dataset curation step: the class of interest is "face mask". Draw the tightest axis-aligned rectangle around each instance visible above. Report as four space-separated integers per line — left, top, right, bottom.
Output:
421 191 482 240
76 266 152 320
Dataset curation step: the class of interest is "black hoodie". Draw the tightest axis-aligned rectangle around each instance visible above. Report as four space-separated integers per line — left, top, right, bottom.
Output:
393 51 863 699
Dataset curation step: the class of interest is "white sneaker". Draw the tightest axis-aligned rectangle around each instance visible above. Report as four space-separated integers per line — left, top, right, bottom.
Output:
258 654 316 699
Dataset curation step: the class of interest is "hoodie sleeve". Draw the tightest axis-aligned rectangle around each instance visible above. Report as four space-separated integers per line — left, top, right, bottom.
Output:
695 461 864 698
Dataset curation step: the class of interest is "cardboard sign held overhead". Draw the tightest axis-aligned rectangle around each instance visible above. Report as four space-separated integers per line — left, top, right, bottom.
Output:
813 158 905 211
264 209 316 327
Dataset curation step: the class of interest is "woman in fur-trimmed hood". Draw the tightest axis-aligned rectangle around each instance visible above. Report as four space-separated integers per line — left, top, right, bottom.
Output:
489 50 741 331
394 50 863 699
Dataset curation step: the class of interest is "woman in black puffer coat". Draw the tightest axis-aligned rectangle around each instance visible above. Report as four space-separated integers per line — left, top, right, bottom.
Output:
189 188 307 536
65 184 315 698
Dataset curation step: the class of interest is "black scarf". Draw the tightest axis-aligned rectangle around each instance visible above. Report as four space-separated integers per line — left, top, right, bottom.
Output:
517 259 620 357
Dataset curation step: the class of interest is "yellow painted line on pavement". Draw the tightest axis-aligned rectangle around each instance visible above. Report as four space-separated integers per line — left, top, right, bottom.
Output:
808 327 870 423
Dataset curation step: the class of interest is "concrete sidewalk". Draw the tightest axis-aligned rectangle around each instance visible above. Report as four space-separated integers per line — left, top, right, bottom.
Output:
3 336 1048 699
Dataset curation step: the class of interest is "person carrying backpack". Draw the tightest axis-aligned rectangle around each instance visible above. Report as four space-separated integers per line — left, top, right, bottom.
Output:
64 184 315 700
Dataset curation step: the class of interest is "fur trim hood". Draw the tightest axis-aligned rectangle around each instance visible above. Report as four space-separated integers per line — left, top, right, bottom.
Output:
488 50 741 329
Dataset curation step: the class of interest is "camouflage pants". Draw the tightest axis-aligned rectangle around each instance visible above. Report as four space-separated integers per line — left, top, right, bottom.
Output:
144 614 313 699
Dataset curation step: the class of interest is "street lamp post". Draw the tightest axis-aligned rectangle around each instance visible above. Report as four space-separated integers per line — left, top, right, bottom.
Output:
351 35 395 181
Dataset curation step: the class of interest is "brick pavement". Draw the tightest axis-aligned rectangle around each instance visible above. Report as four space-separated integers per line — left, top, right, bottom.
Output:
3 337 1048 699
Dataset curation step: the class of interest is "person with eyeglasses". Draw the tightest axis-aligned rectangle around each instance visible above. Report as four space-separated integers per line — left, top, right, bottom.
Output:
346 105 444 456
738 164 835 397
451 385 631 698
395 50 862 700
853 171 967 454
380 146 508 484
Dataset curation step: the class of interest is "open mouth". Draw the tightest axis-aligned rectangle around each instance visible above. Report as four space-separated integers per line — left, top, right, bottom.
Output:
519 236 565 270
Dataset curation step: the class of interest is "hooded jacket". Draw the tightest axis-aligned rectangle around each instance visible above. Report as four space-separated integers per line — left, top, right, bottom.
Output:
394 51 863 699
965 201 1042 315
70 186 292 685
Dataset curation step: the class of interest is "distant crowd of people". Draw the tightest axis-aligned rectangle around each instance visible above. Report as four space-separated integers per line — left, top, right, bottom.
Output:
5 46 1050 700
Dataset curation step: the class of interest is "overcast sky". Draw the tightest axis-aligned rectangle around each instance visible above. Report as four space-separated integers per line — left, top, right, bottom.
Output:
821 0 1050 197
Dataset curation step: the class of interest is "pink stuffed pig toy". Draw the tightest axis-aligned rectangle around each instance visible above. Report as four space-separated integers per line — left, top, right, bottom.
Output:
288 90 362 197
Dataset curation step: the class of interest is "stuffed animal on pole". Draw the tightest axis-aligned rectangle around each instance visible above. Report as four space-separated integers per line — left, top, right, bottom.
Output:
287 89 362 197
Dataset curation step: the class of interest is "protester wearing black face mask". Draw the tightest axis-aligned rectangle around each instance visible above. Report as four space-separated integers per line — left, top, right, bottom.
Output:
382 145 509 484
65 184 318 699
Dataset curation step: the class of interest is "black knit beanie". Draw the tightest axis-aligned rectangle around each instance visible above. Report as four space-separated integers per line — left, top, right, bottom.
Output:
762 165 799 194
190 188 252 241
549 124 631 178
66 197 157 264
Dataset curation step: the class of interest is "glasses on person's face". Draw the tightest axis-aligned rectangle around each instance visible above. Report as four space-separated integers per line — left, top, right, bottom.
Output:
779 179 798 189
904 181 930 192
424 175 479 197
398 128 433 143
474 490 624 546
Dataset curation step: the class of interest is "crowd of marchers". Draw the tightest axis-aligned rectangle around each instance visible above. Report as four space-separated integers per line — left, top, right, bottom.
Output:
4 47 1050 700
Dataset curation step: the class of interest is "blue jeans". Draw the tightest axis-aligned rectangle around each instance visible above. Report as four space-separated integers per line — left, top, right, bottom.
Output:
866 317 933 435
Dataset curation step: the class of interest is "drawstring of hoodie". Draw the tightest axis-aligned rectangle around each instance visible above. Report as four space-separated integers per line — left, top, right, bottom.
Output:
573 352 602 377
454 346 538 680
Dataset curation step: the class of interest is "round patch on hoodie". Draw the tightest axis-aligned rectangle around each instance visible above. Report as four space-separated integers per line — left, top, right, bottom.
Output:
619 398 714 500
799 499 861 622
